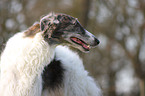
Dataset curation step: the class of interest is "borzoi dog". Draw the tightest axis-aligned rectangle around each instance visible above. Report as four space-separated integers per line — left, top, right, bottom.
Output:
0 13 101 96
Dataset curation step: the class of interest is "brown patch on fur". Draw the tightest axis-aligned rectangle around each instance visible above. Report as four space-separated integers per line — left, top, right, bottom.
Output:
24 22 40 37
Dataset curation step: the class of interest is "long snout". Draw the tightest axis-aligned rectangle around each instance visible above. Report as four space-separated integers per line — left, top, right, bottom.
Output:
94 37 100 46
84 30 100 47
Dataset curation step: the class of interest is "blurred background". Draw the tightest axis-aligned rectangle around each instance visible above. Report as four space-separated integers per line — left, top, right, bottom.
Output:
0 0 145 96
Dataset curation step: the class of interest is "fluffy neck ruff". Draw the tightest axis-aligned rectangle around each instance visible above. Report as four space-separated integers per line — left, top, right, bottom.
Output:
0 31 55 96
54 46 102 96
42 46 102 96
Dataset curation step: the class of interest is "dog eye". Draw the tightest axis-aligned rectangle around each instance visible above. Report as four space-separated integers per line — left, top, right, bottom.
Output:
53 31 63 36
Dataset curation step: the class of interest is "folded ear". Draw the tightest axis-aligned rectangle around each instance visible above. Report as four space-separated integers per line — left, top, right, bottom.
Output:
40 14 59 38
24 22 40 37
40 19 48 32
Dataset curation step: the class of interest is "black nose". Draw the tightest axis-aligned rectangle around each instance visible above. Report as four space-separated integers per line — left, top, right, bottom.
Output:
94 38 100 45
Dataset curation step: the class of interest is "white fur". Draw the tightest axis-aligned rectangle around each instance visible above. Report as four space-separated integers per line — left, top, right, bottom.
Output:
42 46 102 96
0 31 102 96
0 31 55 96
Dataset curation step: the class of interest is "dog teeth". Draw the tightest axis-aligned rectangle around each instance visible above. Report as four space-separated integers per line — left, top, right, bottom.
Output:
87 45 90 49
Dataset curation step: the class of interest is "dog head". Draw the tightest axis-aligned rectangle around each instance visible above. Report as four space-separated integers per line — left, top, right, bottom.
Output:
40 13 100 52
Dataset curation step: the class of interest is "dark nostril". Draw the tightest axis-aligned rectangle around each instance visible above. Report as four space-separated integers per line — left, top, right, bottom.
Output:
94 38 100 45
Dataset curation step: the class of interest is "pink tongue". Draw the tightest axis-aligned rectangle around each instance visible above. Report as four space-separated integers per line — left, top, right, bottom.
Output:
72 38 82 44
77 40 82 44
71 37 89 50
82 43 89 50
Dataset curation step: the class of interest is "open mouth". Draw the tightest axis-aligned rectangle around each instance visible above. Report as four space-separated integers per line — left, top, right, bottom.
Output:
70 37 90 51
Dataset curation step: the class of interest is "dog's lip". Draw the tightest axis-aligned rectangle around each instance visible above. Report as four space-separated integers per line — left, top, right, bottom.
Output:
70 37 91 51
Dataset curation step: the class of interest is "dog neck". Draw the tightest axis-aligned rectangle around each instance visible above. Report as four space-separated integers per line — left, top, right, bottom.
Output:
0 27 55 96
